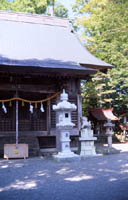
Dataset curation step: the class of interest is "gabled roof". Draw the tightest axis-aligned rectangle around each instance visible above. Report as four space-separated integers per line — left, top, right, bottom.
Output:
90 108 119 121
0 11 112 75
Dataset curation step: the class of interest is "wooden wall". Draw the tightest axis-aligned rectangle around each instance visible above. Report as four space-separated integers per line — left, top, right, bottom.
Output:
0 72 82 156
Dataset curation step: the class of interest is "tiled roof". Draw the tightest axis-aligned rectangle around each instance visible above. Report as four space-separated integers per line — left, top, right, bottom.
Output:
90 108 119 121
0 11 112 74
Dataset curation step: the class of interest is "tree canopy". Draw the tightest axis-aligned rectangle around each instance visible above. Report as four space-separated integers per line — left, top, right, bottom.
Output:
0 0 68 18
73 0 128 115
0 0 10 10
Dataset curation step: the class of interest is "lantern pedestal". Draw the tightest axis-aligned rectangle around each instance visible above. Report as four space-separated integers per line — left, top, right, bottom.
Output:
53 129 80 161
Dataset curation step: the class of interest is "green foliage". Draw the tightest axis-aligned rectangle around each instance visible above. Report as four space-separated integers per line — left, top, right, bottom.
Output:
0 0 68 18
73 0 128 115
54 4 68 18
0 0 10 10
82 71 115 114
9 0 48 14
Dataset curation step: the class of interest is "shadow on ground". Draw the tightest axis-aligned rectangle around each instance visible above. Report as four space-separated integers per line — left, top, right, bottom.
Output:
0 153 128 200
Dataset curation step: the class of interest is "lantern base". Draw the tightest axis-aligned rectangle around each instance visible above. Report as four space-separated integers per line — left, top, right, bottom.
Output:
105 147 120 154
96 146 120 155
53 151 80 162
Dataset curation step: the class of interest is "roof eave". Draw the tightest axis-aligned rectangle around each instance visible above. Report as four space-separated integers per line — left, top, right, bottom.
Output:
0 64 97 78
80 63 114 70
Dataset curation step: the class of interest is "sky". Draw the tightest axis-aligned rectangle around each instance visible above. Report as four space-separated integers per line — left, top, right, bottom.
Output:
61 0 75 8
61 0 75 18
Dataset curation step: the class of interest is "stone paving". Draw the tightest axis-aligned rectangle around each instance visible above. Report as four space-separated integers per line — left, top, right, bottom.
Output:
0 145 128 200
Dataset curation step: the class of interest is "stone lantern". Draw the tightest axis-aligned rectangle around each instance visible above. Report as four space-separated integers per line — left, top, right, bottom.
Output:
79 117 97 157
53 89 79 160
104 119 114 149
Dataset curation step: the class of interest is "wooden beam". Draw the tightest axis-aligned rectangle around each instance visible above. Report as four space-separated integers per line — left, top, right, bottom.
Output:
0 131 48 137
0 84 56 93
0 67 91 79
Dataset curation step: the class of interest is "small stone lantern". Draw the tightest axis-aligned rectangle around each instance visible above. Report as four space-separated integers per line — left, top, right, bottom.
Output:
104 119 114 149
53 89 79 160
79 117 97 157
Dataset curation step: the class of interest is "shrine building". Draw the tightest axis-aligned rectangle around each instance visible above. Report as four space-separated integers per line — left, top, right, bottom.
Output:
0 11 112 157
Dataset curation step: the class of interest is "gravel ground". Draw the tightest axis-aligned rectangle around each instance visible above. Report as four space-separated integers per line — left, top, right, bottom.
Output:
0 151 128 200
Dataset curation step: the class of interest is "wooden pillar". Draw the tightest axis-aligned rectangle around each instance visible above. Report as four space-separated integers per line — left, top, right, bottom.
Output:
55 95 61 152
47 99 51 135
16 100 19 148
77 94 82 132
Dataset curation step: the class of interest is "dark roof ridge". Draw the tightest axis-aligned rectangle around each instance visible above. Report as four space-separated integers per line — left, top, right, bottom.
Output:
0 10 69 27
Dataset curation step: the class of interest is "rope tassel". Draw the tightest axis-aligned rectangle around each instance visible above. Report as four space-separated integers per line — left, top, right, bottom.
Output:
29 103 34 114
22 101 24 107
2 102 7 113
9 101 12 107
40 103 44 112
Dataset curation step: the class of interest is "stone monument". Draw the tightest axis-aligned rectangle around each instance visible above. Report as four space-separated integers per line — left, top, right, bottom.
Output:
53 89 80 161
79 117 97 157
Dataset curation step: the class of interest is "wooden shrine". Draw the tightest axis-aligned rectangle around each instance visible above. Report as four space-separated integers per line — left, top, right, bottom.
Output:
88 108 119 141
0 11 112 157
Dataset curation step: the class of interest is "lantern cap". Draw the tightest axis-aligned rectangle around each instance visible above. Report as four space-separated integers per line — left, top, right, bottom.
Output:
60 89 68 101
53 90 76 111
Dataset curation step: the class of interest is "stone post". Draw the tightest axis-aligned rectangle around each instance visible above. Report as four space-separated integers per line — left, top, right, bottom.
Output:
79 117 97 157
